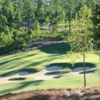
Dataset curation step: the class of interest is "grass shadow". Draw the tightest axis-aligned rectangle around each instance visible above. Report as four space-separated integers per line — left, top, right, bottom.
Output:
73 62 96 69
39 43 70 54
9 77 26 81
0 62 97 77
0 68 39 76
79 69 96 74
45 62 96 71
0 55 66 76
0 53 37 66
0 80 44 95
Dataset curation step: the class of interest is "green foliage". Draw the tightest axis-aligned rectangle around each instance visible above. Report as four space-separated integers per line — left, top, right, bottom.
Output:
92 4 100 50
0 0 99 55
67 5 93 52
33 20 40 30
92 4 100 60
67 5 94 87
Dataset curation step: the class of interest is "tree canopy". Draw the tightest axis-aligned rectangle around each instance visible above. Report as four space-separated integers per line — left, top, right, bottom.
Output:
0 0 99 54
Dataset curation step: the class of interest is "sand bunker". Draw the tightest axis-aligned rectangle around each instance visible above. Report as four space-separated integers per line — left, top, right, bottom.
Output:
46 66 62 71
0 66 62 83
18 71 30 75
0 66 94 83
72 67 93 72
72 67 94 74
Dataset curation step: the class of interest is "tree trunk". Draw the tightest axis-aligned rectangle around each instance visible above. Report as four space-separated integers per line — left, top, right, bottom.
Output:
27 20 30 45
83 50 86 87
68 14 72 33
65 17 66 33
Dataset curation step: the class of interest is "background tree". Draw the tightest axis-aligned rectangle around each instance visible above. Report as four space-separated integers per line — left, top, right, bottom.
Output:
23 0 35 45
92 4 100 61
0 0 99 55
67 5 93 87
92 4 100 51
50 0 65 31
35 0 45 28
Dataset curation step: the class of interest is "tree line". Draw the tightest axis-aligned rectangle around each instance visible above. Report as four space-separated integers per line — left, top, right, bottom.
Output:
0 0 100 54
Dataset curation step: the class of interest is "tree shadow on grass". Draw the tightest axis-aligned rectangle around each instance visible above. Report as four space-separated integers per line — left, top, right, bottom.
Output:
77 63 98 74
39 43 70 54
0 61 97 77
0 68 39 77
0 54 66 76
73 62 96 69
9 77 26 81
0 51 64 71
18 80 44 89
0 52 43 71
79 69 97 74
0 53 37 66
0 80 44 95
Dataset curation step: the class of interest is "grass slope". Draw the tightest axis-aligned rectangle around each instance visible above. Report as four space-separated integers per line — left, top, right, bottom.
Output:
0 43 100 95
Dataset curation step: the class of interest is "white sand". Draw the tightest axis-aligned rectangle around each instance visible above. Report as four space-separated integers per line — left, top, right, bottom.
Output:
45 66 62 71
0 66 93 83
0 66 62 83
72 67 92 72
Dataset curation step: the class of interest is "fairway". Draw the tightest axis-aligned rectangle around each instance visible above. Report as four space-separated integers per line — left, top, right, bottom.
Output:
0 43 100 95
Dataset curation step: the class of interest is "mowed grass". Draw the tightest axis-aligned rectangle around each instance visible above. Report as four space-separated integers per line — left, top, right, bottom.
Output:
0 43 100 95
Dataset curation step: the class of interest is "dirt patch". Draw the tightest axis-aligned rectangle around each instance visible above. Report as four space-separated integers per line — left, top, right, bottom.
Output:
0 86 100 100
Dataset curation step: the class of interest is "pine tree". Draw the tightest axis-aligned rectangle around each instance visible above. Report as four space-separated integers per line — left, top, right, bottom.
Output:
67 5 93 87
